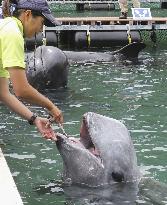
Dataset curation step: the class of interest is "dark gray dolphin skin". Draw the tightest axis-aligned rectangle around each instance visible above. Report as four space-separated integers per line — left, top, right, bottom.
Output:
138 178 167 205
63 182 139 205
35 177 167 205
26 46 69 90
25 42 145 90
56 112 141 187
64 42 146 63
63 178 167 205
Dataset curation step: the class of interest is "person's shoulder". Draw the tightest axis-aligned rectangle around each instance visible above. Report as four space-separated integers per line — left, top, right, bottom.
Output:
1 17 14 25
1 17 20 34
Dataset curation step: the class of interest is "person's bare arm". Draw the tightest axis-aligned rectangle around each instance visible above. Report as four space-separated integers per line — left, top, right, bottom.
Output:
0 77 33 120
8 67 63 124
0 77 57 140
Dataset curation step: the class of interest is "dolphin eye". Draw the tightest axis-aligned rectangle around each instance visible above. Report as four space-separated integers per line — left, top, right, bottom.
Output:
112 172 124 182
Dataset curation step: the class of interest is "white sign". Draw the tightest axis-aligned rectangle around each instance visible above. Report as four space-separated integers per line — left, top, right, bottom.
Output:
131 8 152 20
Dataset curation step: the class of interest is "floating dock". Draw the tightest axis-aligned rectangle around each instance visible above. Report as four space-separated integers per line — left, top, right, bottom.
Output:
26 17 167 50
44 0 167 48
47 17 167 31
0 148 23 205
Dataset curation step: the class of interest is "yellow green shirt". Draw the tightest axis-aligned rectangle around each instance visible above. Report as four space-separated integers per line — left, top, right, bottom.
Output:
0 17 25 78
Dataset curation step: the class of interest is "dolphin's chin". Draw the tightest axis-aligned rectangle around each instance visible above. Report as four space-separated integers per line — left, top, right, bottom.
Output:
79 117 101 160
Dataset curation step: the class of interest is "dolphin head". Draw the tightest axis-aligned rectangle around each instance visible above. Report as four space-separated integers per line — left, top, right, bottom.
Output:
56 133 105 187
26 46 68 90
56 112 141 187
81 112 141 182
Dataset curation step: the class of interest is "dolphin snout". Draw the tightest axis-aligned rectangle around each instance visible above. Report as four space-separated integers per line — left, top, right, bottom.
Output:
56 133 67 145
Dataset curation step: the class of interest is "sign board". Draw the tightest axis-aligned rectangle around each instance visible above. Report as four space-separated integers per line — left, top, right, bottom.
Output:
131 8 152 20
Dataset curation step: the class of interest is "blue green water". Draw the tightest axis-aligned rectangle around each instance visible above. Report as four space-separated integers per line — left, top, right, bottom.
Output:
0 43 167 204
0 6 167 205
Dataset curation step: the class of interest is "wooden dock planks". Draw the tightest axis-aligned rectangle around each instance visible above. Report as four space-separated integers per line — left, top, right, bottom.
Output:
56 17 167 25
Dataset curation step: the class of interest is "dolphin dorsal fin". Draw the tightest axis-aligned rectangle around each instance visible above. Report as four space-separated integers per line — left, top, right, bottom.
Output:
113 42 146 59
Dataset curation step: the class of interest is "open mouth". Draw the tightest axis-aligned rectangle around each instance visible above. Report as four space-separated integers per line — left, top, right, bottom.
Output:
57 117 101 160
78 117 101 159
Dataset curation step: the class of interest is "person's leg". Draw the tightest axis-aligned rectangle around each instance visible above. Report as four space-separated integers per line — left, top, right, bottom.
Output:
118 0 128 19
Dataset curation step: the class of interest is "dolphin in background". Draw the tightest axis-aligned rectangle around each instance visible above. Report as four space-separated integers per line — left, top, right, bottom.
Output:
26 46 69 90
64 42 146 63
25 42 145 90
56 112 141 187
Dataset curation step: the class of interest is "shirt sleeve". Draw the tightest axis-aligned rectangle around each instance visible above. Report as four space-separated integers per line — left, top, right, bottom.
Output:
1 30 25 69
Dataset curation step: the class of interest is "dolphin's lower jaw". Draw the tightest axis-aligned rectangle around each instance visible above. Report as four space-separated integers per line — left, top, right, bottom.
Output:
56 112 141 187
56 134 105 187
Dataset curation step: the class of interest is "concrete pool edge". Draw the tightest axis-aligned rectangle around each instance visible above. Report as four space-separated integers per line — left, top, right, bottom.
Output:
0 148 24 205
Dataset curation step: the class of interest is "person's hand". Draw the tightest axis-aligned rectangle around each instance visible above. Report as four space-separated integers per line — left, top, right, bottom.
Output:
34 117 57 140
49 106 64 125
